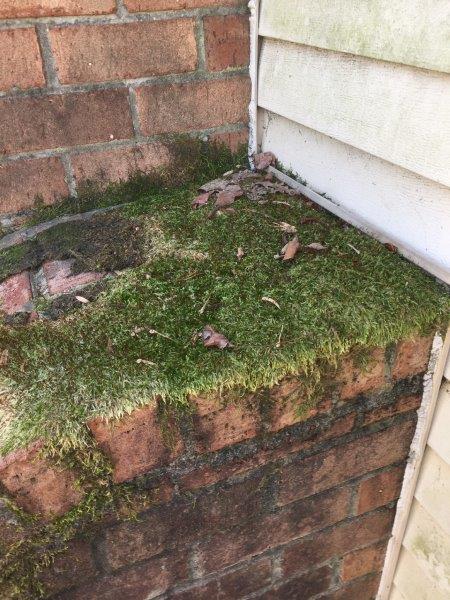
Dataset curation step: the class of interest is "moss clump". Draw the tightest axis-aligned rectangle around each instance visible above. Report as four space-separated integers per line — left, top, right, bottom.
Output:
0 147 449 457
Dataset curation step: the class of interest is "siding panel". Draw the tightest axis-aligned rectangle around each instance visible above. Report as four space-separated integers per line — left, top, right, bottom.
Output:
259 0 450 74
258 39 450 186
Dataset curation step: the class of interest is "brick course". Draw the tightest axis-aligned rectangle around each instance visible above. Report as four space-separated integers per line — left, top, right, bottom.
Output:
0 1 116 18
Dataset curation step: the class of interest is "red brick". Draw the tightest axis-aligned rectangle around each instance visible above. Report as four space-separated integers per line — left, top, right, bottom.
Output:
88 403 184 483
363 394 421 426
0 157 68 214
255 565 332 600
324 573 381 600
57 553 188 600
171 581 219 600
210 128 248 152
136 76 250 136
204 15 250 72
0 89 133 155
219 558 272 598
72 142 170 186
0 1 115 18
0 29 44 92
0 271 32 315
50 20 197 85
342 540 387 581
193 399 260 452
125 0 244 11
199 486 350 573
356 465 404 515
39 540 98 596
337 347 387 400
43 259 104 296
392 334 433 381
282 508 394 578
278 419 415 506
0 441 83 519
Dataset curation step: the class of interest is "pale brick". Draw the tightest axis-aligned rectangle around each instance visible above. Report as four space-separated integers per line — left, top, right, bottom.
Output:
392 334 433 381
0 272 32 315
43 259 104 296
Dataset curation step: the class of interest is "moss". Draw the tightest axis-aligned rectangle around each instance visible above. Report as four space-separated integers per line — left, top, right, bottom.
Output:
1 158 449 458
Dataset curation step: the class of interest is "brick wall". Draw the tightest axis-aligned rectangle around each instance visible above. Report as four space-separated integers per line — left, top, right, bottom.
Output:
0 1 250 215
0 336 434 599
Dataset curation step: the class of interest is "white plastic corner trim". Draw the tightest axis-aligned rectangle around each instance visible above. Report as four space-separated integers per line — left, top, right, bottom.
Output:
247 0 259 169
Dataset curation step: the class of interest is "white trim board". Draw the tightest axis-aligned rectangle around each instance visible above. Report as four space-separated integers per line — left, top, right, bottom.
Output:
260 110 450 284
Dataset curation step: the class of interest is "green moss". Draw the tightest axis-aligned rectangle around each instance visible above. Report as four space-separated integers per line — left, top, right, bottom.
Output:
1 156 449 457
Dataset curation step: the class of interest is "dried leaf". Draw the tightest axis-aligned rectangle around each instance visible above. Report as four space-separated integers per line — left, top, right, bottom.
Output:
254 152 276 170
282 236 300 261
262 296 281 309
223 170 234 177
384 243 398 253
0 349 9 366
276 325 284 348
148 328 173 340
272 200 291 207
275 222 297 234
201 325 233 350
347 243 360 255
192 192 210 209
306 242 327 252
136 359 156 366
236 247 245 260
75 295 89 303
208 186 243 218
199 178 229 193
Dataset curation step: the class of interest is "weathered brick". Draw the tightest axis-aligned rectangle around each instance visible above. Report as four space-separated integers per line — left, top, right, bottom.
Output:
50 20 197 85
342 540 387 581
219 558 272 598
363 394 421 426
0 272 32 315
56 552 188 600
72 143 170 186
356 465 404 515
88 403 184 483
0 28 44 92
278 419 415 506
323 572 381 600
0 90 133 155
39 539 98 596
193 399 260 452
0 157 68 214
210 128 248 152
136 76 250 136
337 347 386 400
0 1 115 18
282 508 394 578
392 334 433 381
254 564 333 600
204 15 250 72
0 441 83 519
43 259 104 296
199 486 350 573
125 0 244 11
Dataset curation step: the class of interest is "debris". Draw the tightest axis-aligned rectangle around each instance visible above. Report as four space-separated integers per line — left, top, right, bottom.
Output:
199 296 210 315
276 325 284 348
254 152 276 170
148 328 173 340
281 236 300 261
236 247 245 260
199 178 229 193
347 243 360 255
75 296 89 303
0 349 9 366
384 243 398 253
201 325 233 349
275 222 297 234
136 359 156 366
262 296 281 309
223 170 234 177
192 192 210 209
305 242 327 252
208 186 243 218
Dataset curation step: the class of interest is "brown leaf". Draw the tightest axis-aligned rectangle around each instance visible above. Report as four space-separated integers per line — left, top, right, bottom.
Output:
305 242 327 252
208 186 243 218
199 178 229 193
262 296 281 309
384 243 398 253
0 349 9 366
254 152 276 170
192 192 210 209
201 325 233 350
282 236 300 261
236 247 245 260
275 222 297 234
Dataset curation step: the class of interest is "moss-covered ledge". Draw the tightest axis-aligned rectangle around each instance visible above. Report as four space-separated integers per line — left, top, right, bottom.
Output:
0 143 449 598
